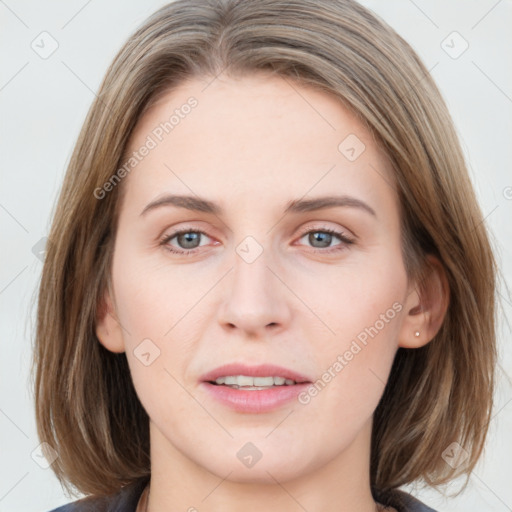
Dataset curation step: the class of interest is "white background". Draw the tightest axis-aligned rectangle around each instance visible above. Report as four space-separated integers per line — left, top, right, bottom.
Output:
1 1 511 511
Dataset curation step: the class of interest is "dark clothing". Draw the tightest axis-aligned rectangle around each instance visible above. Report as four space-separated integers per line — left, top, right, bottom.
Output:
48 479 437 512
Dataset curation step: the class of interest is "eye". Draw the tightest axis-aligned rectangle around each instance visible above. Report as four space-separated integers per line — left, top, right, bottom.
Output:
159 226 355 257
159 229 214 256
295 226 355 254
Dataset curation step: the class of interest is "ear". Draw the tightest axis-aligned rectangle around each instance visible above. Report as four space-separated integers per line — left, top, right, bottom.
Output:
95 288 126 353
398 254 450 348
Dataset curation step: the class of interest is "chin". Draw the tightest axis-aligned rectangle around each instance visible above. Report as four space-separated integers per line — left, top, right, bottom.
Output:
217 463 306 485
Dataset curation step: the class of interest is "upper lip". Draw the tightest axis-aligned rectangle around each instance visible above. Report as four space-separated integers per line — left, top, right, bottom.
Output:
200 363 312 384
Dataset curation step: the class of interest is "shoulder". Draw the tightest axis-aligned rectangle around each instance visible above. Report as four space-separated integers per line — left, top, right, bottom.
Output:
46 479 148 512
383 488 438 512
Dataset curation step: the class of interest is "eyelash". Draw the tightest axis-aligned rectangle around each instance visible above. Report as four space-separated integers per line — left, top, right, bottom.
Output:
159 226 355 256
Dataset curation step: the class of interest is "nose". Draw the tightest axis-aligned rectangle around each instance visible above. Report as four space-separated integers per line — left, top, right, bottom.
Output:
217 245 292 337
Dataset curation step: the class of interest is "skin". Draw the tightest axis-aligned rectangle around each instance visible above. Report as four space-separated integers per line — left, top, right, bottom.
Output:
96 72 448 512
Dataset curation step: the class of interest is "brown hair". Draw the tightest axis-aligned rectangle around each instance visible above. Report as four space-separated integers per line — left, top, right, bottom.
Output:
31 0 497 500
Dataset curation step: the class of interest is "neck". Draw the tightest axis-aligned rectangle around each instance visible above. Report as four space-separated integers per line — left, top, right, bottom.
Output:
146 418 380 512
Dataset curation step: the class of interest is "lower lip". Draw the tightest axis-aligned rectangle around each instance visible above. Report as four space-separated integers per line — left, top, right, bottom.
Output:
200 382 311 413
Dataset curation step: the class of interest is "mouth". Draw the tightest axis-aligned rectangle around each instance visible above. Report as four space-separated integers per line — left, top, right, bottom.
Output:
207 375 304 390
200 363 312 388
199 363 312 413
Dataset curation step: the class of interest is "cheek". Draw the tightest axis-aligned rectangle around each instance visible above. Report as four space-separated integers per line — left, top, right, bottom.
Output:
111 239 201 339
302 251 406 346
299 253 406 413
294 308 403 445
109 240 208 406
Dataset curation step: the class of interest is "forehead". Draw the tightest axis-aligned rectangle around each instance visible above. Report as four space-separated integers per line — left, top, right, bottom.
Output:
121 73 397 217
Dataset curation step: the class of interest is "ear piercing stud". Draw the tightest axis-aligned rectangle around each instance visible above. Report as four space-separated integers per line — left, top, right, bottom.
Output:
414 331 420 337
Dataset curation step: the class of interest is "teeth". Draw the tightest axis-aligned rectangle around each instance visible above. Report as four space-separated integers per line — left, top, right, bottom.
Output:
214 375 297 387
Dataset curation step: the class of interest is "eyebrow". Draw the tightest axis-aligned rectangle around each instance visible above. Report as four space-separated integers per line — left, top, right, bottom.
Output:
140 194 376 218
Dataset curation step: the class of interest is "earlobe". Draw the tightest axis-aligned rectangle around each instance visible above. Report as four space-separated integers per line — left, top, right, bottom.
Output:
398 255 450 349
95 290 126 353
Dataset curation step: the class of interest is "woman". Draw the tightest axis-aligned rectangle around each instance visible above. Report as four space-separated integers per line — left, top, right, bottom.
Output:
33 1 497 511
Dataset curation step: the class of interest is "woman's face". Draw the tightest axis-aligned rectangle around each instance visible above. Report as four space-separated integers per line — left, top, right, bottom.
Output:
99 73 418 484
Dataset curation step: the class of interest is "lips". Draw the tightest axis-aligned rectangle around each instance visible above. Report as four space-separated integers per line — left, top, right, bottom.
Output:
200 363 312 384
